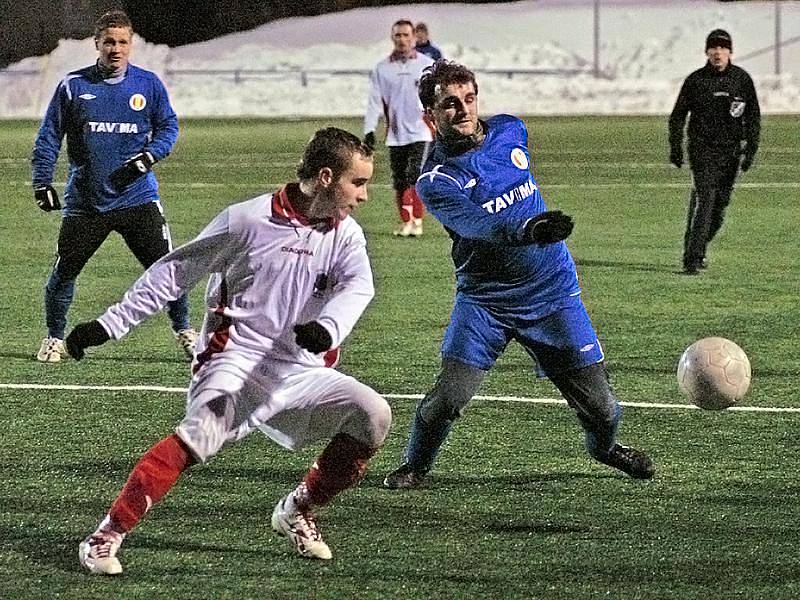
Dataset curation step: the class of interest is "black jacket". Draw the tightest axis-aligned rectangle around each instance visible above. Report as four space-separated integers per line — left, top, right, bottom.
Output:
669 61 760 163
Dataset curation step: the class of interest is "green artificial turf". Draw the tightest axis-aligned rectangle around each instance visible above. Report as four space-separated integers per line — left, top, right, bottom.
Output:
0 116 797 599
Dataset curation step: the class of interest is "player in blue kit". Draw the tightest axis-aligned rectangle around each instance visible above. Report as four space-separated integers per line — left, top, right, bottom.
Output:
31 10 196 363
384 60 654 488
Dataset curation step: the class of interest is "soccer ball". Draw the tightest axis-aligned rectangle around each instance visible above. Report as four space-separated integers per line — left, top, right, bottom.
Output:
677 337 751 410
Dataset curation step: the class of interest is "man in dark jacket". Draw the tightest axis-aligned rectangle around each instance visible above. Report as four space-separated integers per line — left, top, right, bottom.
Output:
668 29 760 275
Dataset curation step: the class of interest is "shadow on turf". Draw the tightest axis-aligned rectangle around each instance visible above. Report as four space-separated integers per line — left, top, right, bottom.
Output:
484 520 592 535
2 351 187 365
0 524 79 573
573 258 672 273
357 470 618 491
0 524 278 576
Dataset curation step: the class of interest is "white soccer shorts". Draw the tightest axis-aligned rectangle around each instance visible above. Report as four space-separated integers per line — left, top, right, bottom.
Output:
176 350 391 462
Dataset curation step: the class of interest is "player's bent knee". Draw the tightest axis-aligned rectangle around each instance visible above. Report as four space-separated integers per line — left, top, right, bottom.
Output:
363 394 392 448
589 388 619 422
419 358 485 423
175 393 236 463
341 386 392 448
375 406 393 447
419 380 473 423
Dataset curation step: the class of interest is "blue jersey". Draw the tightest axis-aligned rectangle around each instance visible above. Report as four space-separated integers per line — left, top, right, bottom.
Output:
414 42 443 61
416 114 580 317
32 63 179 216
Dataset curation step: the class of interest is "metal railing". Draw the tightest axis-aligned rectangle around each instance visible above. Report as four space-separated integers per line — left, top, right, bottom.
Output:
158 66 611 86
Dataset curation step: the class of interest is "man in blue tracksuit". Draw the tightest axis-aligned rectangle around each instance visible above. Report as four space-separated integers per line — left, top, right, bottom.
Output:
384 60 654 488
31 10 196 363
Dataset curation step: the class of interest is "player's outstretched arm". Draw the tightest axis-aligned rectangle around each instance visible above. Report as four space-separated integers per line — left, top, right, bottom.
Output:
100 210 233 341
419 169 556 246
522 210 574 245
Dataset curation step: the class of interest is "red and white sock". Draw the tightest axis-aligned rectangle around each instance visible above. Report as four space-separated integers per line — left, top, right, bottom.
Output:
407 188 425 220
293 433 376 509
106 433 196 533
396 189 414 223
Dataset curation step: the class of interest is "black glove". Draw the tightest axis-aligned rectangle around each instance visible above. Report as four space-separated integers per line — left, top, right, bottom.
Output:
109 151 156 191
740 151 755 172
34 184 61 211
66 320 110 360
523 210 574 245
294 321 333 354
669 147 683 168
363 131 376 152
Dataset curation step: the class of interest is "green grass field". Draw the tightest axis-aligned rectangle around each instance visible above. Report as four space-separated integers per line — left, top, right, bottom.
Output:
1 116 798 599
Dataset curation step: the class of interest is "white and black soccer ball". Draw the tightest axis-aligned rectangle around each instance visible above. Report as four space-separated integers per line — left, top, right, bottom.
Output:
677 337 751 410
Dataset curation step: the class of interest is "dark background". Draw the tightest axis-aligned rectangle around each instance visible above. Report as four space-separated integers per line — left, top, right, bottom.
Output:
0 0 428 67
0 0 746 68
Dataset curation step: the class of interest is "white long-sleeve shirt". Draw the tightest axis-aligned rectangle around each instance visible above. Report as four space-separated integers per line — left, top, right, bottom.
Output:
364 51 434 147
99 185 375 369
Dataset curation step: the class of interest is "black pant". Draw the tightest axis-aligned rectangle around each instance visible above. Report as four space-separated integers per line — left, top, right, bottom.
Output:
388 142 430 191
683 156 740 269
55 203 174 279
45 202 190 338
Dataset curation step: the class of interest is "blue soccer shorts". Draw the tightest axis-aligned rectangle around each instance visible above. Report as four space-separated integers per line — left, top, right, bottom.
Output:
441 293 604 376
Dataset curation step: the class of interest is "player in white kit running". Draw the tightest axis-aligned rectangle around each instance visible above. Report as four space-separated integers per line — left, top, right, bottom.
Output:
66 127 391 574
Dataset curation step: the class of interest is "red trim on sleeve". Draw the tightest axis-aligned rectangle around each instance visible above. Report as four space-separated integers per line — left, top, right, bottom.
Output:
323 347 340 368
192 279 232 375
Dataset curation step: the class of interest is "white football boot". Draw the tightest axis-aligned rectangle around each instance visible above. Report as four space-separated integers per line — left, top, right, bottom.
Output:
79 527 125 575
271 494 332 560
393 221 415 238
410 218 423 237
37 337 65 363
174 328 198 360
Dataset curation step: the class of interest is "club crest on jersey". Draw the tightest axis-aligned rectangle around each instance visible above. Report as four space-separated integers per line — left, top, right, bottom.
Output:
730 101 745 118
510 148 529 170
129 93 147 111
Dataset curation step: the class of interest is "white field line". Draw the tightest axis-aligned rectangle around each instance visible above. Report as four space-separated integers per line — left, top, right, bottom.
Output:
1 382 797 413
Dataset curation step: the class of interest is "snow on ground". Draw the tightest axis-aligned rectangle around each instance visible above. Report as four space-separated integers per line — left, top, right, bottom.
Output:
2 0 799 118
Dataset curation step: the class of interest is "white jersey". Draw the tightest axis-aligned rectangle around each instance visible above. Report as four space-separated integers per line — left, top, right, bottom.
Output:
99 185 375 369
364 50 434 147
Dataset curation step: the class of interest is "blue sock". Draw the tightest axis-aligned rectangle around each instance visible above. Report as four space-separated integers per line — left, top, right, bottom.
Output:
584 403 621 460
403 405 455 474
166 293 191 332
44 272 75 339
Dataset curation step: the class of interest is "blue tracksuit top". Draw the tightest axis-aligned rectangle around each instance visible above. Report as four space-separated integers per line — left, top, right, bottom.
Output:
416 114 580 315
31 63 178 216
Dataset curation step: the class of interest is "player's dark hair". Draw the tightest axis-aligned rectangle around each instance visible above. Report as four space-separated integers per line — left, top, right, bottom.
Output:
392 19 414 30
297 127 373 181
419 60 479 109
94 10 133 38
414 22 428 33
